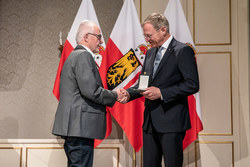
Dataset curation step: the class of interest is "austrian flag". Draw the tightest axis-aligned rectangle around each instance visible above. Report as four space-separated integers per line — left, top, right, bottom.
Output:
52 0 108 147
164 0 203 149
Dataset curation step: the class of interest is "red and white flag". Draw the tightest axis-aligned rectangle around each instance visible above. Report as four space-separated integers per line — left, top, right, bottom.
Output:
164 0 203 149
99 0 147 152
52 0 108 147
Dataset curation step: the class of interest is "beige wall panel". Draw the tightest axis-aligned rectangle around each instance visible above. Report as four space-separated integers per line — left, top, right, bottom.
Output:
94 148 119 167
0 148 22 167
194 0 231 45
196 142 233 167
197 52 232 134
26 147 67 167
141 0 168 21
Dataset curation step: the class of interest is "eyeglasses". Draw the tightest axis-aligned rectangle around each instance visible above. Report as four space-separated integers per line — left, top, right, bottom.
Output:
144 33 154 39
143 28 161 39
88 33 102 40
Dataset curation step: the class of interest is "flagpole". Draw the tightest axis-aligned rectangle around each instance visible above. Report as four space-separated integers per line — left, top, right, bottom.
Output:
133 149 136 167
140 0 142 22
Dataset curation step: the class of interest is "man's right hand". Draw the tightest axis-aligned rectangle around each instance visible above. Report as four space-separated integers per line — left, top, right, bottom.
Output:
116 88 130 104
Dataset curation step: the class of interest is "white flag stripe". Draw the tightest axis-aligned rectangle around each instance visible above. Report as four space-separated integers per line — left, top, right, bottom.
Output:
112 66 142 91
194 92 202 120
67 0 105 48
110 0 145 55
164 0 194 47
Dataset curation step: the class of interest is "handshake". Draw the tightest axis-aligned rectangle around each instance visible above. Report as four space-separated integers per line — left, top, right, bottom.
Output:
116 88 130 104
115 86 161 104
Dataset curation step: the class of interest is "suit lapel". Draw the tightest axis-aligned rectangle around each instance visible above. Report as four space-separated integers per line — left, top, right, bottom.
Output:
152 38 176 82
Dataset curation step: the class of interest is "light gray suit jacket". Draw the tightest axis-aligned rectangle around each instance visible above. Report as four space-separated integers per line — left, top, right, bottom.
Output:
52 45 117 140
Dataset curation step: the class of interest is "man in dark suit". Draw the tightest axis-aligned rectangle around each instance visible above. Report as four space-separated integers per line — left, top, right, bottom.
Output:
121 13 199 167
52 20 125 167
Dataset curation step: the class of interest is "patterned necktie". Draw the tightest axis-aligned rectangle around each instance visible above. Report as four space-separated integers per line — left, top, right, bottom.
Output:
152 46 163 78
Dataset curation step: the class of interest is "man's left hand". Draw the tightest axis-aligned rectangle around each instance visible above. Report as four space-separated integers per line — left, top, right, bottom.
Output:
141 86 161 100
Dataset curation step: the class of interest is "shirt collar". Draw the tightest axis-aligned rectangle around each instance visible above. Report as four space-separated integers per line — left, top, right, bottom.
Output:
161 35 173 50
79 44 96 59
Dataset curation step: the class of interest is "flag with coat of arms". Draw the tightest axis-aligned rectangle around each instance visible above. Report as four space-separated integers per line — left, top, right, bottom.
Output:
99 0 147 152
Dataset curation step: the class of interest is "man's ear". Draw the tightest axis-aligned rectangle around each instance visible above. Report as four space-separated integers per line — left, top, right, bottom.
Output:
160 26 167 33
83 34 88 42
160 26 168 37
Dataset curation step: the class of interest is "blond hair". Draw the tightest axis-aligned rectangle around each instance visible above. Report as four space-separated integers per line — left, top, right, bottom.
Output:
142 13 169 33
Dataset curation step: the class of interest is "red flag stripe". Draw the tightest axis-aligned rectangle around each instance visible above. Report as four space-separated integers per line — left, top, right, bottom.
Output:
99 38 124 88
53 40 74 100
109 99 144 152
183 95 203 149
94 107 112 147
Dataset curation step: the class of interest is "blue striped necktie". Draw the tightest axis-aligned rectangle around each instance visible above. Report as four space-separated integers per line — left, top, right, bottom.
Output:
153 46 163 78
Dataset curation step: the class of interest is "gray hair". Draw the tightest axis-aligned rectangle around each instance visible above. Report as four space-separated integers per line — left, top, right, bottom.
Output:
75 20 96 44
142 13 169 33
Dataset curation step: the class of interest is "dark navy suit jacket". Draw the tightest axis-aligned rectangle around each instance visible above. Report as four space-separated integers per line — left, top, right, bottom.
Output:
128 38 199 133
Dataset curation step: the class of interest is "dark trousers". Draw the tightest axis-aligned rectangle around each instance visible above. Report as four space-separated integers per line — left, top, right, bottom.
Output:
143 130 185 167
63 136 94 167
